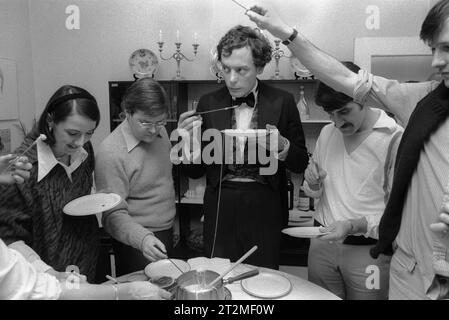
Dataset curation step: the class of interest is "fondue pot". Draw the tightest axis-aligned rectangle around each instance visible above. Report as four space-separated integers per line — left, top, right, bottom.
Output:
173 269 259 300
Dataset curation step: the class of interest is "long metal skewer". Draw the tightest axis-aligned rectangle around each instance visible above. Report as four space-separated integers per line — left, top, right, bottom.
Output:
194 105 239 116
6 134 46 171
167 258 185 275
230 0 248 11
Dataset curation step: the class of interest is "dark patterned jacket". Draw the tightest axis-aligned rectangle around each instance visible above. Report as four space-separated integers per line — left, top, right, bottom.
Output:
0 135 100 281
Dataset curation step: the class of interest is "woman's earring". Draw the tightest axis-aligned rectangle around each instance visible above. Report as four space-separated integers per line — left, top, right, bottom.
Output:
49 126 53 133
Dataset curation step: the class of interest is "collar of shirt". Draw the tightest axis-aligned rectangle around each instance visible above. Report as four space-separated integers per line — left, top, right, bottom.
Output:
120 120 141 152
37 138 88 182
371 108 400 133
234 80 259 130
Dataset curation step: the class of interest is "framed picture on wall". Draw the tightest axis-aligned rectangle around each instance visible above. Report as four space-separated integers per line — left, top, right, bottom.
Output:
0 58 19 120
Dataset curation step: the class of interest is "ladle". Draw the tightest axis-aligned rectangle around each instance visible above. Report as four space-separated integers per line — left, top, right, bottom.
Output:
206 245 258 289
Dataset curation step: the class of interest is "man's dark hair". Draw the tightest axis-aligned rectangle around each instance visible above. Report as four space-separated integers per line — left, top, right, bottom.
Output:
315 61 361 112
217 25 272 68
421 0 449 45
121 77 169 117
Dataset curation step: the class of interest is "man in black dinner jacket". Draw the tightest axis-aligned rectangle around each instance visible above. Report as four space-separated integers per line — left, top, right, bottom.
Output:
177 25 308 269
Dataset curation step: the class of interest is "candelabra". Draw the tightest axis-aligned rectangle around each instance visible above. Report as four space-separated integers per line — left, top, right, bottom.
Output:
157 41 199 80
271 39 291 80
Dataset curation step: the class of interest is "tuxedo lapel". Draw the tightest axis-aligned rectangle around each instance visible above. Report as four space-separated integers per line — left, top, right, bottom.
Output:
257 82 282 129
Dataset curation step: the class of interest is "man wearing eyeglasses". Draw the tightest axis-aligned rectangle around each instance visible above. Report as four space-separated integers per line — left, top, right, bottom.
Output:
95 77 176 276
177 25 309 269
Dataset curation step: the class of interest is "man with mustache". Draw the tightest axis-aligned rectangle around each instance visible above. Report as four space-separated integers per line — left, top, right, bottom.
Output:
302 61 403 300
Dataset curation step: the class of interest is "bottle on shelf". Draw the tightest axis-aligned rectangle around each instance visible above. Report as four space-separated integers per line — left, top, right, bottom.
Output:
297 85 310 121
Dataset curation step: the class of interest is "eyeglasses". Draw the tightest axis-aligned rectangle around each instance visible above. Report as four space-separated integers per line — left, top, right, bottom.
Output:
137 119 167 129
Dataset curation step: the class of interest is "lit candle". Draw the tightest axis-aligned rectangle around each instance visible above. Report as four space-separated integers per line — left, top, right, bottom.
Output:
159 30 163 42
176 30 180 42
194 32 198 44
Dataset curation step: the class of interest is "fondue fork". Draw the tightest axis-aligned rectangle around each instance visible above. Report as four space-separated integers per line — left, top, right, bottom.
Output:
230 0 248 11
194 105 239 116
6 134 47 171
168 258 185 275
206 245 258 289
106 275 119 284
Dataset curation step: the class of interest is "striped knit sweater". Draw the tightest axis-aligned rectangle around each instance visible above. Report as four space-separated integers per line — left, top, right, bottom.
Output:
0 134 100 281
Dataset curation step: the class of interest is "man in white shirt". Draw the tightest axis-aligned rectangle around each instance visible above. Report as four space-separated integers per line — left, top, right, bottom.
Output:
302 61 403 299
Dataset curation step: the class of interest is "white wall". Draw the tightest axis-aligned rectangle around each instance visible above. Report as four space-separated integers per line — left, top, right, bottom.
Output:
25 0 437 148
0 0 35 151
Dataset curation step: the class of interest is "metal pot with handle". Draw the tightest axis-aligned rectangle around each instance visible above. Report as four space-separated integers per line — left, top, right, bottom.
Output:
174 269 259 300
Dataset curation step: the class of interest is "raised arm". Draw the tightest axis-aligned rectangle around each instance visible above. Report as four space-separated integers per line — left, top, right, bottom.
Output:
246 6 359 98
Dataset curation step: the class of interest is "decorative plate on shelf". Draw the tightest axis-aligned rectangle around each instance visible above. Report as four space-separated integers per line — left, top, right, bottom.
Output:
290 56 313 78
129 49 159 78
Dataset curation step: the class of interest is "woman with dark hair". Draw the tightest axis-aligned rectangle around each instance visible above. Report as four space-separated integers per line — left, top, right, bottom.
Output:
0 85 101 282
95 77 176 275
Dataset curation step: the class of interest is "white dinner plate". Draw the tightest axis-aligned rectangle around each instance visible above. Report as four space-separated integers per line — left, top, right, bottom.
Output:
144 259 190 279
281 227 330 238
241 272 292 299
63 193 121 216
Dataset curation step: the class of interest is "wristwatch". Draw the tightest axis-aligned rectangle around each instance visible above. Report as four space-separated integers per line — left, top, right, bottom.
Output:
281 28 298 46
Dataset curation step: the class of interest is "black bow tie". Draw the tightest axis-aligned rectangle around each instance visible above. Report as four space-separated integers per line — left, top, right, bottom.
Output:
233 92 255 108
